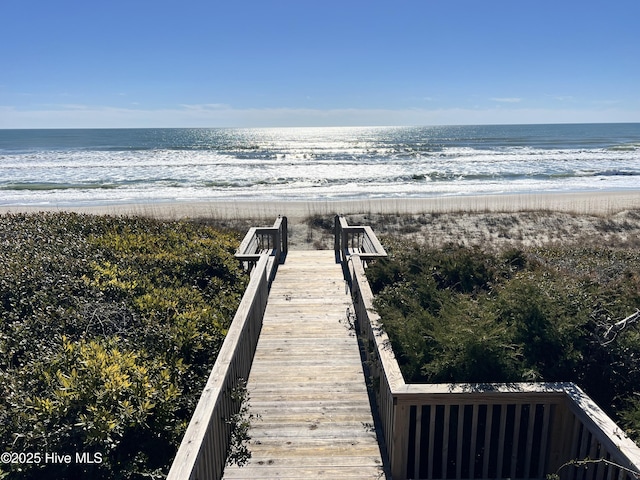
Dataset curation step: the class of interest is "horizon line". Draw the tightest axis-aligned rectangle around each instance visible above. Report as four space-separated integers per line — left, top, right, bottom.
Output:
2 121 640 131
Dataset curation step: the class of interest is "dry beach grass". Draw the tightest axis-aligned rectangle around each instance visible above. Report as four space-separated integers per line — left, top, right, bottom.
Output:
2 191 640 249
336 209 640 250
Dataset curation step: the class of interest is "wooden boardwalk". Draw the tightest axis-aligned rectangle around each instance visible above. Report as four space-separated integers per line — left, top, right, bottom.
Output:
223 250 386 479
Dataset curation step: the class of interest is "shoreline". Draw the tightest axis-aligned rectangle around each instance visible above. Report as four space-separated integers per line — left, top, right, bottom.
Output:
1 191 639 221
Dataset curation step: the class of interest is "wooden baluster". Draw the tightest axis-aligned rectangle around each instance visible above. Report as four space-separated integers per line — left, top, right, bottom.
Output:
469 404 479 479
456 405 465 479
496 405 507 478
511 404 523 479
414 405 423 478
483 405 493 478
428 405 436 480
524 404 537 478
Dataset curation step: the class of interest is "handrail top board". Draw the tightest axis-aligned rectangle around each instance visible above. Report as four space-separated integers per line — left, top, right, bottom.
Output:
236 227 259 257
336 215 388 259
235 217 287 259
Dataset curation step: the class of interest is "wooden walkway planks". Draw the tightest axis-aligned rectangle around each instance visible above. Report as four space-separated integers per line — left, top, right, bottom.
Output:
223 250 385 479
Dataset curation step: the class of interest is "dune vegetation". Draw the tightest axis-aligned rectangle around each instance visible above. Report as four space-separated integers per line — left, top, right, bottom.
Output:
0 213 247 479
366 230 640 441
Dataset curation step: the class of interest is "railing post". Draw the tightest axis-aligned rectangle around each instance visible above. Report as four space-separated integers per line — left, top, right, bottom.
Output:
334 215 341 258
548 400 574 475
391 400 410 480
334 216 387 264
235 217 287 274
280 216 288 258
342 222 349 259
273 227 280 257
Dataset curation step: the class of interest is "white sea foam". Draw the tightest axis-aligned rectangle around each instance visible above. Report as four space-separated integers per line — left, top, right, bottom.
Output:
1 125 639 206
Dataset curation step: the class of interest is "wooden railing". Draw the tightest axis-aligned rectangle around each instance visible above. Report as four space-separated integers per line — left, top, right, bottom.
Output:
346 251 640 480
167 254 270 480
169 217 640 480
334 215 387 264
235 216 288 281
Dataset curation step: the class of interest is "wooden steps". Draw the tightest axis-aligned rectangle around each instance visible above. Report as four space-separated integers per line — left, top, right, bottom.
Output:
222 250 385 479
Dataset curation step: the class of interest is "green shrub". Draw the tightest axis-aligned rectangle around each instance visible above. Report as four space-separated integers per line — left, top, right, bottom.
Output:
0 213 246 479
368 239 640 437
421 297 523 383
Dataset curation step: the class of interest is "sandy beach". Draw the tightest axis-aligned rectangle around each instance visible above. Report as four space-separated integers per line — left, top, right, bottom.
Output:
2 190 640 250
2 191 640 220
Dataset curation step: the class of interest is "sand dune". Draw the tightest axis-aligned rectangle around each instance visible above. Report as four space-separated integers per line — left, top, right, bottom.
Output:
2 191 640 221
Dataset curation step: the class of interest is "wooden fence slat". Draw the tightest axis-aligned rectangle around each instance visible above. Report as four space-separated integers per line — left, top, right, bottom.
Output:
483 404 493 479
511 404 522 479
594 450 607 480
577 422 591 480
414 405 422 478
469 404 479 478
539 403 552 479
496 405 507 477
428 404 436 480
569 413 582 479
524 403 537 479
456 405 464 479
442 404 451 478
589 434 600 480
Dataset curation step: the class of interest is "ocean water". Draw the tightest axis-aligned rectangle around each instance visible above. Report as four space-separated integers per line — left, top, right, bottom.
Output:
0 124 639 207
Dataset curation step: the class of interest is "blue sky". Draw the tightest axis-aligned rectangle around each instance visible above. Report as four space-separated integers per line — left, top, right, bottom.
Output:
1 0 639 128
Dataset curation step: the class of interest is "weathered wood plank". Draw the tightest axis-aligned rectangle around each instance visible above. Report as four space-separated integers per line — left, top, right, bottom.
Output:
248 424 378 439
247 359 362 369
226 455 383 468
247 376 367 386
222 250 384 480
246 384 370 395
246 412 376 424
240 393 371 403
223 466 385 479
246 401 377 412
237 438 383 457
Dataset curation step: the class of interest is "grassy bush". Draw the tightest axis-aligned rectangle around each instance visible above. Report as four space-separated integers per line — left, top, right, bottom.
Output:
0 213 247 479
367 237 640 439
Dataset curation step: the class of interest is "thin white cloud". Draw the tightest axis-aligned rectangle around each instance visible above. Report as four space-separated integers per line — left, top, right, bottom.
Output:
180 103 232 111
39 103 91 110
63 104 91 110
491 97 522 103
549 95 575 102
592 99 620 106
